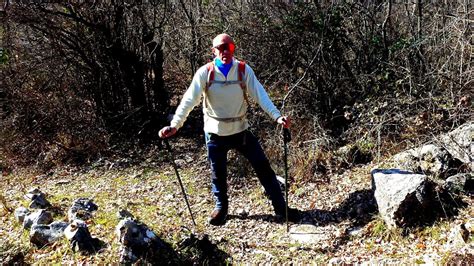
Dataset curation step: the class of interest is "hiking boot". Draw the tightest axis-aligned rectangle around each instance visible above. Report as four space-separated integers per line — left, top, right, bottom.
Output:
209 208 228 226
275 207 301 223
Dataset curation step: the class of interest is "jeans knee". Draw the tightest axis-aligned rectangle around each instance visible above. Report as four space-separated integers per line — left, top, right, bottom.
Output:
253 159 275 178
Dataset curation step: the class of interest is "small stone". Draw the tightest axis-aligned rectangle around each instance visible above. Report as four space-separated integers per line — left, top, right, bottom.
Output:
14 207 30 223
64 220 87 240
55 180 71 185
30 221 68 247
68 198 98 222
25 189 51 209
371 169 432 228
445 223 470 249
289 224 331 244
236 208 248 217
117 209 134 220
65 220 101 254
116 218 170 263
185 155 194 163
328 257 343 265
23 209 53 229
174 159 186 167
348 226 364 236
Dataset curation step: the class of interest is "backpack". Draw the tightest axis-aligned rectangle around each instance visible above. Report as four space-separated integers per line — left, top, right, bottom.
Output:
203 61 250 122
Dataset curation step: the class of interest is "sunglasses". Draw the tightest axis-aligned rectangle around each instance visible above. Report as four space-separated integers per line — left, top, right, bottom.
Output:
214 43 235 53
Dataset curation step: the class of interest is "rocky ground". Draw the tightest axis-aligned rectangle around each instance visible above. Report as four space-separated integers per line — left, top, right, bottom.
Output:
0 143 473 264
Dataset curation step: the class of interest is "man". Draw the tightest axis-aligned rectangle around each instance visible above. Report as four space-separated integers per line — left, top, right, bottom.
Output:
159 33 300 226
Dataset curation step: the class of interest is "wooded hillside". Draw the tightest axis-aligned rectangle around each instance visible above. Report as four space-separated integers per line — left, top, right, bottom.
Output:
1 1 471 172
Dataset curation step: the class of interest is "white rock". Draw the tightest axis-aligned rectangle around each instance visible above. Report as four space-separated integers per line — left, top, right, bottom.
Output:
372 169 431 228
64 219 87 240
289 224 331 244
347 226 364 237
235 208 248 217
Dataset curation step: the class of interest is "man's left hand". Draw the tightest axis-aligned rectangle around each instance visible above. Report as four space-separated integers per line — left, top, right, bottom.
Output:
277 116 291 128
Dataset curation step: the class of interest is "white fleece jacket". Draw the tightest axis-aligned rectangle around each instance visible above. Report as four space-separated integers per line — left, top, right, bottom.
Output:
170 59 282 136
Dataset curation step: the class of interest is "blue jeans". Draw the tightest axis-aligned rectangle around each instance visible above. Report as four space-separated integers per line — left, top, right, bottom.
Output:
205 130 286 213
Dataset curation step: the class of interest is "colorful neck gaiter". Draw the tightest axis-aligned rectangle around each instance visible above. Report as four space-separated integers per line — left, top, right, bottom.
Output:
214 58 232 78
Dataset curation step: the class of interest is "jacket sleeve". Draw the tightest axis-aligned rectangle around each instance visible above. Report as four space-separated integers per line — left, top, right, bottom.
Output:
245 65 282 121
170 66 207 129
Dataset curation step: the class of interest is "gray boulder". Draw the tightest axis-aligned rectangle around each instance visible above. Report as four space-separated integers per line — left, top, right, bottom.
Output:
14 207 30 223
25 188 51 209
30 221 69 247
392 149 418 172
393 144 462 179
391 122 473 178
439 122 473 169
371 169 435 228
443 173 473 195
23 209 53 229
418 145 455 177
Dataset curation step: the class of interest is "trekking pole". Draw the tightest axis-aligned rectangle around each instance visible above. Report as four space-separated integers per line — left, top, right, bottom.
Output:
283 127 291 233
163 138 197 227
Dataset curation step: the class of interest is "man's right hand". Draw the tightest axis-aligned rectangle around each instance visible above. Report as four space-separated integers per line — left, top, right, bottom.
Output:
159 126 177 138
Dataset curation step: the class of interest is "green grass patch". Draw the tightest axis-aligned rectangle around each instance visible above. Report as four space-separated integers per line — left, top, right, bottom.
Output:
94 211 117 228
368 218 404 242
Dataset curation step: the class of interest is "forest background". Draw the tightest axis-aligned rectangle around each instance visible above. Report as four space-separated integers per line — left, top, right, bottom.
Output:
1 0 472 185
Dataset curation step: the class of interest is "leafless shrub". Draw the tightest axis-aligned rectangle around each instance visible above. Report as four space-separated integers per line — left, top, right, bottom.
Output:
1 2 471 174
2 2 170 169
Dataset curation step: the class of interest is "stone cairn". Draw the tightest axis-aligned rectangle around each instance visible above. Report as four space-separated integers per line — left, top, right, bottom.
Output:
14 189 101 254
14 190 179 262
